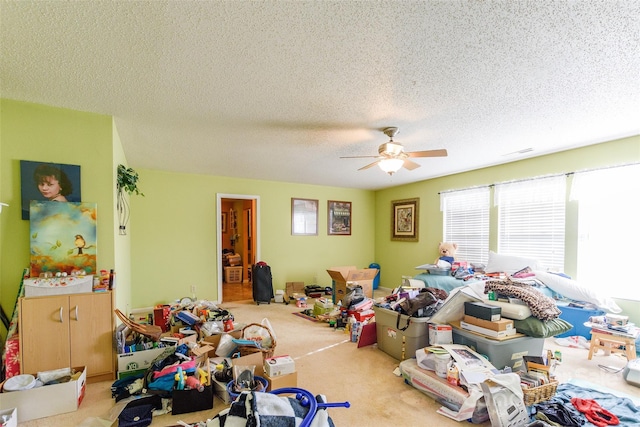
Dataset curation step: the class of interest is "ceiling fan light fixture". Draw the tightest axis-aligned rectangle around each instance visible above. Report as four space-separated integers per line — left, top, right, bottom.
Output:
378 158 404 175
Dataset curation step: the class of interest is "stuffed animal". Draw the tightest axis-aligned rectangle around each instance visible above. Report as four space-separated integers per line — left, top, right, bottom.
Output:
435 242 458 265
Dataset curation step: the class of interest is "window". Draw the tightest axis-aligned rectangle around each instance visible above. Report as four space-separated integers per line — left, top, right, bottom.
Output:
441 187 490 265
571 164 640 300
495 175 566 271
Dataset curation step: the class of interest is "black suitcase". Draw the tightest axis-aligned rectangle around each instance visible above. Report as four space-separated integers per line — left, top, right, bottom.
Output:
252 262 274 305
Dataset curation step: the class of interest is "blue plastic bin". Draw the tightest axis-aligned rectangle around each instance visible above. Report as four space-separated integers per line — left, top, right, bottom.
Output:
369 263 380 290
556 304 605 339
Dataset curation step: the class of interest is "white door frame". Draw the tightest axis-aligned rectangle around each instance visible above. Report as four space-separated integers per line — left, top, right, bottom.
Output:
216 193 260 303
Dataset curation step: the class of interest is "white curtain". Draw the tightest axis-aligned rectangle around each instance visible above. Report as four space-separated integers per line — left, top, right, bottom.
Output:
571 164 640 300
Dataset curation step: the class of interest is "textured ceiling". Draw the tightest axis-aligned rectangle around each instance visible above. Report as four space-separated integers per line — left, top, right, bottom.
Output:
2 1 639 190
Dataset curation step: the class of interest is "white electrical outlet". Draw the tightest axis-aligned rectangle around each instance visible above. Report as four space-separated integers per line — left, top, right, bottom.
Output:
190 285 196 297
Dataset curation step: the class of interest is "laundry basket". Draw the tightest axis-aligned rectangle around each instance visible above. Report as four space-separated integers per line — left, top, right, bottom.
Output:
237 323 276 359
523 379 558 406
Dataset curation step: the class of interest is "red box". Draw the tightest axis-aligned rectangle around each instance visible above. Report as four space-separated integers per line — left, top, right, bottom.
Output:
154 305 171 332
348 309 375 322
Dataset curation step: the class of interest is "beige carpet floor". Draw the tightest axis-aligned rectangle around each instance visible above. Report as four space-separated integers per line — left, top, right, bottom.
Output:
16 294 639 426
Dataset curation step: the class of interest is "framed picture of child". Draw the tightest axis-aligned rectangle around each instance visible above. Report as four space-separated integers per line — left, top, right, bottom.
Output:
20 160 82 220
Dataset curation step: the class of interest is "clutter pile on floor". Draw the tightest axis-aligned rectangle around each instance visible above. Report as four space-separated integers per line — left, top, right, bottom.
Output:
110 299 350 427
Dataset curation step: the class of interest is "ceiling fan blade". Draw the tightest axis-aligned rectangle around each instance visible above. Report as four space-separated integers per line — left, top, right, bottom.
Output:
340 155 381 159
403 159 421 170
406 149 448 158
358 161 380 171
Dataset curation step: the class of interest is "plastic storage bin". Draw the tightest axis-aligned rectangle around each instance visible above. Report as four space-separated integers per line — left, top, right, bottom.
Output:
373 306 430 361
556 304 605 339
452 327 545 371
369 263 380 290
225 266 243 283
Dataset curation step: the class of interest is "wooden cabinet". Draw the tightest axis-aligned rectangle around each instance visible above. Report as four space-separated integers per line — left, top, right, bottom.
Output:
19 291 114 382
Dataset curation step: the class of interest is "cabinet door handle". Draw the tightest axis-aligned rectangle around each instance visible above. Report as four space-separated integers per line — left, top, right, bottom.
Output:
74 306 79 321
59 307 64 323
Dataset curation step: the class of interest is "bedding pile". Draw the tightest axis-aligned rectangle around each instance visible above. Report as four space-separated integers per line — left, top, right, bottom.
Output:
533 382 640 426
484 277 561 321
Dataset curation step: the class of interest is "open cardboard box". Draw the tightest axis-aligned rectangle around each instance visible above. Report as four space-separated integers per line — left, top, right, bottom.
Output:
285 281 306 302
0 366 86 423
327 266 378 304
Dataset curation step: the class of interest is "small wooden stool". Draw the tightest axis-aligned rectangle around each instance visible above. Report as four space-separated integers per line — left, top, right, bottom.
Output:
588 330 637 360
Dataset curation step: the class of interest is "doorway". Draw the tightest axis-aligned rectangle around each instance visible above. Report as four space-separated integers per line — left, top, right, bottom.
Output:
217 194 260 303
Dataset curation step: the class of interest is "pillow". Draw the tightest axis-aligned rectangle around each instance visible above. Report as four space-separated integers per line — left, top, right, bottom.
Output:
485 251 540 274
514 316 573 338
482 299 532 320
533 270 622 313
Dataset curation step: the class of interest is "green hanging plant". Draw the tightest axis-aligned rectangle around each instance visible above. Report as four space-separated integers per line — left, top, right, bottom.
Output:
117 164 144 196
117 164 144 235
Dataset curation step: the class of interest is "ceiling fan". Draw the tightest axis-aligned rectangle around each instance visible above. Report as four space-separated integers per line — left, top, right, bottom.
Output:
341 127 448 175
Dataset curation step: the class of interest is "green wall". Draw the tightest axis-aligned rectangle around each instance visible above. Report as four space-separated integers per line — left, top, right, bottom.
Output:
0 99 117 337
2 99 638 331
128 170 375 309
374 136 640 322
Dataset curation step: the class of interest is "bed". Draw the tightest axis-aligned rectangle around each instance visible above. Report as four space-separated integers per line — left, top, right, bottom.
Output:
414 251 622 316
413 272 480 293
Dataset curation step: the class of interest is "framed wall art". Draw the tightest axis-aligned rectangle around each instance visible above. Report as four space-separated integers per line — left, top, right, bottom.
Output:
391 198 419 241
221 212 228 233
328 200 351 235
291 198 318 236
29 201 97 276
20 160 82 220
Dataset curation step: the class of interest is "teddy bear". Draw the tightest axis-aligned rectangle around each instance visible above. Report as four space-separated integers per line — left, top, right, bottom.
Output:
435 242 458 265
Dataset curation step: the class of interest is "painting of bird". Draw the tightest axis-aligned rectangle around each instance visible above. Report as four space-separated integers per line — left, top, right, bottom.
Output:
75 234 86 255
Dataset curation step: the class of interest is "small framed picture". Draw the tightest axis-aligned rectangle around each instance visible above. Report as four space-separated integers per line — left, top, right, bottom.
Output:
291 198 318 236
328 200 351 235
391 198 419 241
221 212 228 233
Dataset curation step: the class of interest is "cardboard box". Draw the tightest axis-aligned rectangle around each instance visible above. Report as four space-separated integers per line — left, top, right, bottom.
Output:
0 366 86 423
264 355 296 377
460 320 517 339
231 352 265 377
429 323 453 345
464 301 501 321
285 282 306 301
211 375 232 404
464 315 514 332
327 266 378 304
0 408 17 427
266 371 298 392
201 330 242 357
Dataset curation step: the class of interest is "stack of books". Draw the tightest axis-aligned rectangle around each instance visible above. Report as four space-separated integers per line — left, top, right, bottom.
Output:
587 313 638 339
460 314 517 339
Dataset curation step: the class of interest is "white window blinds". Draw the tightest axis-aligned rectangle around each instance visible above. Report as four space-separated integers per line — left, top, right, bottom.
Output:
441 187 490 265
495 175 566 271
571 164 640 300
